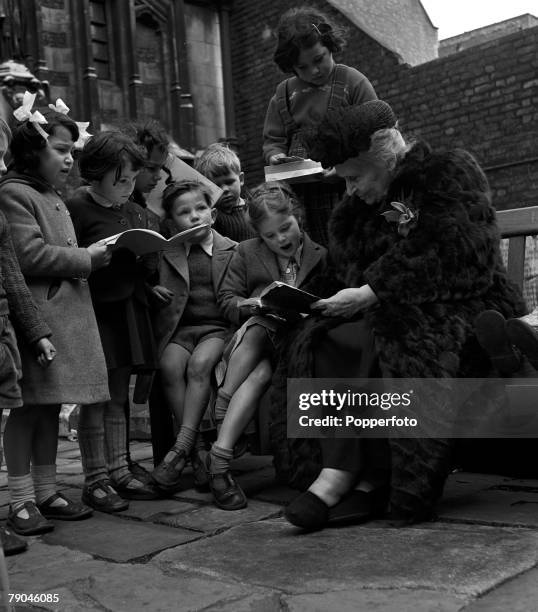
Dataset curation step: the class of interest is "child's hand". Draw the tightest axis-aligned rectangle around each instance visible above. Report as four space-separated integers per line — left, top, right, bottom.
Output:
87 241 112 270
269 153 288 165
151 285 174 304
35 338 56 368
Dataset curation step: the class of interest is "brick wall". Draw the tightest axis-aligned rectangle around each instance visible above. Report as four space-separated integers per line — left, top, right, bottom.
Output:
230 1 538 210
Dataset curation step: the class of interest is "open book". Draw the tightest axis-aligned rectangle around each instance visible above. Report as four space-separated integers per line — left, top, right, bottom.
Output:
102 223 210 256
264 158 323 184
238 281 320 319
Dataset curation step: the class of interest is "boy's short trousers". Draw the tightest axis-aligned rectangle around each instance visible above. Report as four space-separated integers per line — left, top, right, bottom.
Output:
170 323 228 354
0 314 23 409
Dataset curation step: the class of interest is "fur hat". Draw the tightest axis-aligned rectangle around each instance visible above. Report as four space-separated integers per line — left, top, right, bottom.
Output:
303 100 398 167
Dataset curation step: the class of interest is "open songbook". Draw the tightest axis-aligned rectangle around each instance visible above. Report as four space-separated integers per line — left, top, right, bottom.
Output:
101 223 210 256
238 281 320 320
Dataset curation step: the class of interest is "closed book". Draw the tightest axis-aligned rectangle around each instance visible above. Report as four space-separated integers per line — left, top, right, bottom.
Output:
264 159 323 183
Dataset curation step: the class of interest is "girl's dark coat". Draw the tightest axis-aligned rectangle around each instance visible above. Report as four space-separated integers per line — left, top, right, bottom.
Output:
270 142 526 522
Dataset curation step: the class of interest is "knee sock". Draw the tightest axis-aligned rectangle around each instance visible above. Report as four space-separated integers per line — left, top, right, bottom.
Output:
209 444 233 474
7 473 34 513
214 390 232 425
104 413 130 484
78 424 108 485
32 464 66 506
167 425 197 461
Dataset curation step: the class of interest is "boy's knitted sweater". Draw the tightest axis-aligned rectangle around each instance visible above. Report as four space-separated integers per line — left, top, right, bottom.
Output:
214 205 256 243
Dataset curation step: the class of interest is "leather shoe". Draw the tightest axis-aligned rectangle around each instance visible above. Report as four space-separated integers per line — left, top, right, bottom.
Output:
82 479 129 513
128 460 153 485
284 491 329 530
327 486 389 525
0 525 27 556
206 455 247 510
7 501 55 536
151 449 186 492
190 449 209 492
113 474 161 500
38 492 93 521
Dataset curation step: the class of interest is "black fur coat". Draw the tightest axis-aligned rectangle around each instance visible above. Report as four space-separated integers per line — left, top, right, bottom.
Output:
269 142 526 522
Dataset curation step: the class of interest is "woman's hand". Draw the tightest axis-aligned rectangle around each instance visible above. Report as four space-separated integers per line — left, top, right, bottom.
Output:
35 338 56 368
311 285 378 318
269 153 288 165
87 241 112 270
150 285 175 304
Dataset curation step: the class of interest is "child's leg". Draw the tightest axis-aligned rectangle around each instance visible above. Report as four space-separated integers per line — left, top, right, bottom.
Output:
215 359 272 452
215 325 270 423
173 336 225 455
153 337 224 491
3 406 54 534
159 343 190 425
78 402 107 485
105 367 158 499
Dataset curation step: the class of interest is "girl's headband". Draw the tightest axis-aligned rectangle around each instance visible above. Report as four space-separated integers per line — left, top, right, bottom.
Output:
13 90 92 148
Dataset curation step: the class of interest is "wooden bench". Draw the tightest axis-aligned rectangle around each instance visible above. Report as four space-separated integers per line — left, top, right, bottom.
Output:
497 205 538 292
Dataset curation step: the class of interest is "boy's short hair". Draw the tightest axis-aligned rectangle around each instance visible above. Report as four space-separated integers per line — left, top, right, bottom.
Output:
162 180 212 217
79 131 145 183
10 107 79 173
194 142 241 179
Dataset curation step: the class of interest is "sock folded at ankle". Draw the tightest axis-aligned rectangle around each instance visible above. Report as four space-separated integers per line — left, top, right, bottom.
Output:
167 426 198 462
32 464 65 506
209 444 233 474
8 473 35 511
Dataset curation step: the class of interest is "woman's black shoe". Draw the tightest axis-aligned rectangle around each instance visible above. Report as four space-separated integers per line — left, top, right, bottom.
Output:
327 486 389 525
284 491 329 530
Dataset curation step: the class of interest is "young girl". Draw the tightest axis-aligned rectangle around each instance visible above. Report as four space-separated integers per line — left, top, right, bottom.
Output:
263 6 377 246
0 117 55 554
67 131 160 511
0 99 110 535
149 180 236 493
207 181 326 510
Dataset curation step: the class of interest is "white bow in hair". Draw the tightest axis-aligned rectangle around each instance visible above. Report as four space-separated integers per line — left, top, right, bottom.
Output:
74 122 92 149
48 98 70 115
13 91 49 140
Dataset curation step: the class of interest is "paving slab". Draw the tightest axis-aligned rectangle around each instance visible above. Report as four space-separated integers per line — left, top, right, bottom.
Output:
7 543 110 592
152 499 280 533
121 497 199 521
438 489 538 527
154 519 538 597
42 512 203 561
463 566 538 611
73 564 261 612
205 590 283 611
284 588 469 612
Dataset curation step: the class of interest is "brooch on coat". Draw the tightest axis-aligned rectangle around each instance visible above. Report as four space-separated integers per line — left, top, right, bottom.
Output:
381 201 419 237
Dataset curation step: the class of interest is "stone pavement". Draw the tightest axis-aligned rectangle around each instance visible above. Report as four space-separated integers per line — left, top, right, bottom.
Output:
2 439 538 612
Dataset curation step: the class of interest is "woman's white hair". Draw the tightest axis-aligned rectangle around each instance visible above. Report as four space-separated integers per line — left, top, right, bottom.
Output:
367 128 410 173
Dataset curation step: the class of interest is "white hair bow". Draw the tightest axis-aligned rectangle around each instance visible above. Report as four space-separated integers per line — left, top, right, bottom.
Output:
13 91 49 140
48 98 70 115
74 122 92 149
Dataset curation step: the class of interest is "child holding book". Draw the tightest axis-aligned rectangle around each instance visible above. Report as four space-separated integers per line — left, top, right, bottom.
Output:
149 180 236 493
67 131 160 510
0 99 110 535
263 6 377 246
208 181 326 510
194 143 256 243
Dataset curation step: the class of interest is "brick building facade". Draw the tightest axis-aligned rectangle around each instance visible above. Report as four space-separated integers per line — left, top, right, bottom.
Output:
230 0 538 210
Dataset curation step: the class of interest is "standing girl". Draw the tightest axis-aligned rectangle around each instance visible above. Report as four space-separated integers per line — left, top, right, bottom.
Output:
207 181 326 510
0 99 110 535
67 131 160 511
263 6 377 246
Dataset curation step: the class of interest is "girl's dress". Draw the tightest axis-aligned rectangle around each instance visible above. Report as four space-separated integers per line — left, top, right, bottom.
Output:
0 210 51 408
263 64 377 246
0 172 109 405
67 187 157 371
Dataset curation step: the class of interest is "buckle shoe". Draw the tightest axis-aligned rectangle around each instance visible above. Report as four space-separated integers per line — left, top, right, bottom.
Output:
82 479 129 513
206 455 247 511
7 501 55 536
38 492 93 521
151 449 186 492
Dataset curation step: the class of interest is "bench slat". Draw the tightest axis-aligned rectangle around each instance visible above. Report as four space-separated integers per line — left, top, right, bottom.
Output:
498 206 538 237
506 236 526 289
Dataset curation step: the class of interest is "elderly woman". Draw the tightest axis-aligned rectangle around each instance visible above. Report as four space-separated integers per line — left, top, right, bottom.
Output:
270 100 526 530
